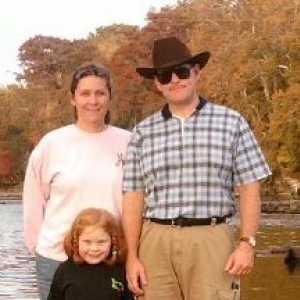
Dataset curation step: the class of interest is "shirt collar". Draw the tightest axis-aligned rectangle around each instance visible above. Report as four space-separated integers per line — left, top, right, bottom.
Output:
161 97 208 120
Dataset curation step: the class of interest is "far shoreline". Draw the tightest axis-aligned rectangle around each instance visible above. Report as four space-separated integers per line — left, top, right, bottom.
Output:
0 191 22 201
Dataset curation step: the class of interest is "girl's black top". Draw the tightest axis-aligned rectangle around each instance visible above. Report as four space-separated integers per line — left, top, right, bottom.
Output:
47 258 134 300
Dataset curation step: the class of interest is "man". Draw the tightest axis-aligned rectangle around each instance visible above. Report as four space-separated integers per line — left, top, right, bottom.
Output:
122 36 271 300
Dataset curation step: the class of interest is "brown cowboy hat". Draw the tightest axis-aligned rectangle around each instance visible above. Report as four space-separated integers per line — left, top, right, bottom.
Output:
136 36 210 79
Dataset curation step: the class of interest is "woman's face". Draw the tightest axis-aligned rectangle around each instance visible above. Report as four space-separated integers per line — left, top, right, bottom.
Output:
71 75 111 132
78 225 112 264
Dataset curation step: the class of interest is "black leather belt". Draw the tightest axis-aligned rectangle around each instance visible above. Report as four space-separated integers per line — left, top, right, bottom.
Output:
147 215 231 227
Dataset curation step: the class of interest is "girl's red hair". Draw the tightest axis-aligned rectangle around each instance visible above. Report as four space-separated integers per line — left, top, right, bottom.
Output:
64 208 126 264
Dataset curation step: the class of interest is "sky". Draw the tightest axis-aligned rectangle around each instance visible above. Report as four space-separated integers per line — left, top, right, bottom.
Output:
0 0 178 86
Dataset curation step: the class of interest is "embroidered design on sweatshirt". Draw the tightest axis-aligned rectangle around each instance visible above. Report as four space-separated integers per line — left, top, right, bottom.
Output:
116 153 125 167
111 277 124 291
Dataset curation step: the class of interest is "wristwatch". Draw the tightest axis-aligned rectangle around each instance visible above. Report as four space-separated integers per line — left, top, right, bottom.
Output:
239 236 256 247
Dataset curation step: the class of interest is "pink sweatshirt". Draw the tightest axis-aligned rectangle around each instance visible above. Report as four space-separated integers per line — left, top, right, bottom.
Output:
23 124 131 261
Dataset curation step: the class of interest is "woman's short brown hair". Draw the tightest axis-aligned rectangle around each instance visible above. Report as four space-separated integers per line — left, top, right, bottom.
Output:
64 208 126 265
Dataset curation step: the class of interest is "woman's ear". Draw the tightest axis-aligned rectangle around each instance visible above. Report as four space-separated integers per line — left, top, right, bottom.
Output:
70 97 76 107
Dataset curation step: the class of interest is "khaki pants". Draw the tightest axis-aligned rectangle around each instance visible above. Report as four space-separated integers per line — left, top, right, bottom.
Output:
139 221 240 300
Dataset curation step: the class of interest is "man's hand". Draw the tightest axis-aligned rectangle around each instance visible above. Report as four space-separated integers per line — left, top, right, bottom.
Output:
224 242 255 276
126 256 148 296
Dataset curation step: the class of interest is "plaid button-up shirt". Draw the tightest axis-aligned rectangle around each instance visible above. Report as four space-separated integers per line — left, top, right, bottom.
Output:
123 98 271 219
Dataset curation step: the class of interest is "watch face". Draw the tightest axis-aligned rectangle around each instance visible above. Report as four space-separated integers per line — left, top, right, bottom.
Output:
240 236 256 247
249 237 256 247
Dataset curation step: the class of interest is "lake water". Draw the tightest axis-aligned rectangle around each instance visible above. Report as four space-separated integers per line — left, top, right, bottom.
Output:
0 201 38 299
0 201 300 300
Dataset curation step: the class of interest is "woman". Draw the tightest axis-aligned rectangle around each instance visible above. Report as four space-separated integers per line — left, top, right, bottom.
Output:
23 63 131 300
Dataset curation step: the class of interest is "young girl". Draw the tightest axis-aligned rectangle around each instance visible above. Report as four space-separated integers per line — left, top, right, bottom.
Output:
47 208 133 300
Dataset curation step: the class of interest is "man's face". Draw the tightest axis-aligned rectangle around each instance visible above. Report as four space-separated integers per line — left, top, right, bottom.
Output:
154 64 201 106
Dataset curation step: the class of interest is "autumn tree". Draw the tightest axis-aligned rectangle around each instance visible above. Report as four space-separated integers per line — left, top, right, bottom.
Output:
1 0 300 190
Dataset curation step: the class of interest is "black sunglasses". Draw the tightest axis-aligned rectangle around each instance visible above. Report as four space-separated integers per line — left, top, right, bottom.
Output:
156 66 192 85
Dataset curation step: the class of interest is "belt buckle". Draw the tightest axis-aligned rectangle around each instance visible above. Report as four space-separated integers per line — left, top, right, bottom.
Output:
172 216 183 228
210 217 217 226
